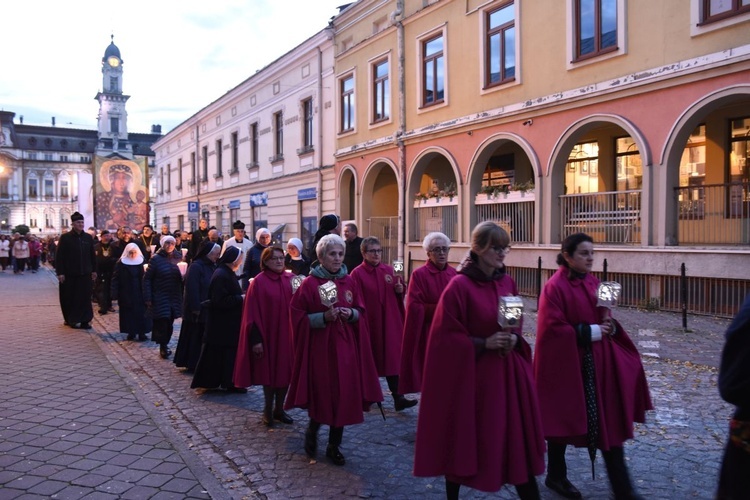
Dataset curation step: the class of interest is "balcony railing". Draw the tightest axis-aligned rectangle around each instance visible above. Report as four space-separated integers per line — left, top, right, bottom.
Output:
560 190 641 244
475 193 534 244
413 198 458 242
676 181 750 245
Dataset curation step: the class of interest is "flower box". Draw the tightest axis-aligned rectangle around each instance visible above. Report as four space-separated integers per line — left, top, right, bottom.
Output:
475 191 535 205
413 196 459 208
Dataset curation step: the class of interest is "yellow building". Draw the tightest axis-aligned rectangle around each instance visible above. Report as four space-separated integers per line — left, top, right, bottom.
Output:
331 0 750 316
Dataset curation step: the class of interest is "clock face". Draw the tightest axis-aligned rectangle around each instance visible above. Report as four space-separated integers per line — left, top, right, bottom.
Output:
107 56 120 67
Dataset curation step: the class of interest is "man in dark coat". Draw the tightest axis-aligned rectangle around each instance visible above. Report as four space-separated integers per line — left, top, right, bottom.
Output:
55 212 96 329
186 218 209 263
343 223 364 273
94 230 117 315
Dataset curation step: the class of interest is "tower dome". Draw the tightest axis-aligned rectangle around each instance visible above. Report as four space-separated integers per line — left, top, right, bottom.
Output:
102 35 122 63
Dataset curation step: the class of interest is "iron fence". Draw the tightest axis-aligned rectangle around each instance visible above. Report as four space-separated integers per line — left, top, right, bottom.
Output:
675 181 750 245
476 199 534 244
560 190 641 244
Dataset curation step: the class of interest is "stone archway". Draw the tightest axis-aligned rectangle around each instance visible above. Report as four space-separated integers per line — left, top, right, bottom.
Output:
408 147 461 243
361 159 400 264
337 166 357 223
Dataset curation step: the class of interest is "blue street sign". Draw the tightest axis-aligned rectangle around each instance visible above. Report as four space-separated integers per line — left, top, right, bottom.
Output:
188 201 199 214
298 187 317 201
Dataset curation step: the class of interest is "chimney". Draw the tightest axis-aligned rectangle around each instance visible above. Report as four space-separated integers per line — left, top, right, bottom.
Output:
52 117 56 126
19 115 23 124
151 124 162 134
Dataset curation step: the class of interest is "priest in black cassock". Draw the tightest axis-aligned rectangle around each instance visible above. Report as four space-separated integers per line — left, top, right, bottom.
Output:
55 212 97 329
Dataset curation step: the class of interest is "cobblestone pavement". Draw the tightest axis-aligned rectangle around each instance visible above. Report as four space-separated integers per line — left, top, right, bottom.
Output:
1 267 737 499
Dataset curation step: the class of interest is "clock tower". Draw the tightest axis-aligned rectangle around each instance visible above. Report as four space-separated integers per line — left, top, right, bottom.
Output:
95 35 132 157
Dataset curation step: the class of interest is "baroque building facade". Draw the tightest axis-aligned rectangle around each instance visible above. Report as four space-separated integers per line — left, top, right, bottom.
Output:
152 0 749 315
151 29 337 255
0 37 160 235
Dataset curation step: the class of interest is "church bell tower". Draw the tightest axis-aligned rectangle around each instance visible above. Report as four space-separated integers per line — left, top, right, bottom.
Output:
95 35 132 157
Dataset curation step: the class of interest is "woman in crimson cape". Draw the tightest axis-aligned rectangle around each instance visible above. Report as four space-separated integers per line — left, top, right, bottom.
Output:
284 234 382 466
233 246 295 426
414 222 544 499
398 231 456 395
534 233 652 500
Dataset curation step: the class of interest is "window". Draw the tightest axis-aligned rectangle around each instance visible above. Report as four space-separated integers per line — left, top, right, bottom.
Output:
165 164 171 193
28 178 38 198
574 0 617 61
44 179 54 199
110 117 119 134
373 59 390 122
422 34 445 107
273 112 284 160
202 146 208 181
177 158 183 189
45 154 54 161
190 152 197 184
0 178 9 198
231 132 239 173
728 117 750 217
340 75 355 132
302 99 314 151
615 137 643 191
159 167 164 194
60 180 69 199
250 123 259 167
178 214 185 232
701 0 750 23
110 77 117 92
60 155 68 162
61 215 69 228
566 141 600 194
45 212 54 228
677 125 706 219
215 140 223 177
29 218 38 228
486 3 516 87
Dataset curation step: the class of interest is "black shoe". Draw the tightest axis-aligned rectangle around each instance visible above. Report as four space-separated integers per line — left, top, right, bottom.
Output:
81 323 91 330
273 410 294 424
127 334 135 341
394 395 418 411
304 428 318 459
98 310 107 315
159 346 172 359
226 386 248 394
544 477 582 499
325 445 346 466
71 322 82 329
138 334 148 341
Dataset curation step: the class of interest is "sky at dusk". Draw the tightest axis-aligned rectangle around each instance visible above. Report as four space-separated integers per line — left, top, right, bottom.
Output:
0 0 350 134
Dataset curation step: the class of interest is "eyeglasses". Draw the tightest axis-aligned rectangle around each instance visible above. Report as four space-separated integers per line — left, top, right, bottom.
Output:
365 249 383 254
267 256 285 262
492 245 511 255
428 246 450 254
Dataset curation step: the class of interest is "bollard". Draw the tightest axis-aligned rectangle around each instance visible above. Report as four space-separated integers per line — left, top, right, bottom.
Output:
681 263 688 331
535 256 542 311
603 258 608 282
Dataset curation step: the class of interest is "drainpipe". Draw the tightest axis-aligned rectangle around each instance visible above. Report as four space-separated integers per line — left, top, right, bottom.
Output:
196 124 201 220
317 43 325 221
393 0 405 260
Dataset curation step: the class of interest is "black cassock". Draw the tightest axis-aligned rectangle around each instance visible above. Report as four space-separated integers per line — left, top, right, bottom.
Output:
55 230 96 325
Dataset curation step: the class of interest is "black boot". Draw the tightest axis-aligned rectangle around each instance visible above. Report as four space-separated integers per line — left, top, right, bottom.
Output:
325 426 345 466
304 419 321 459
262 386 274 427
603 446 644 500
445 478 460 500
159 344 171 359
545 442 581 499
515 477 541 500
273 387 293 424
387 375 418 411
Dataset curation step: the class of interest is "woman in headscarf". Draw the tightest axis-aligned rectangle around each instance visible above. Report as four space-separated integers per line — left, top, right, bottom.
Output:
284 237 311 276
191 246 246 392
143 235 183 359
234 246 295 426
285 234 382 466
111 242 149 341
414 222 544 499
399 232 457 395
241 227 271 290
174 241 221 372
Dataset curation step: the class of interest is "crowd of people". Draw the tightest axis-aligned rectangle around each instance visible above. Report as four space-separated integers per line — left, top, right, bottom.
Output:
43 210 749 499
0 233 50 274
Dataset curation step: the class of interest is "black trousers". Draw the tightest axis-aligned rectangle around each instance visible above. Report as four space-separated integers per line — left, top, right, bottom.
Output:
59 274 94 325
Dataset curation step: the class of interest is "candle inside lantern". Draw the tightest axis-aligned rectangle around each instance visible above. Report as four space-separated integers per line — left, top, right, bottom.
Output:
497 295 524 329
318 280 338 308
181 248 188 260
597 282 622 309
143 263 149 272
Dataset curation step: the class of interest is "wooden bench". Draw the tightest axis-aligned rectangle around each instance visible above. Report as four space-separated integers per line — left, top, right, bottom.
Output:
564 209 640 243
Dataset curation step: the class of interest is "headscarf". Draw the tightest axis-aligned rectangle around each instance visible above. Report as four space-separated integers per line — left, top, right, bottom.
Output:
255 228 271 243
287 238 304 260
218 246 242 267
120 242 144 265
194 239 218 261
160 235 176 247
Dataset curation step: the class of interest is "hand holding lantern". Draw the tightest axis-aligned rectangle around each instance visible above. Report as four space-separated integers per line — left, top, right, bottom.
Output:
392 259 405 294
596 281 621 336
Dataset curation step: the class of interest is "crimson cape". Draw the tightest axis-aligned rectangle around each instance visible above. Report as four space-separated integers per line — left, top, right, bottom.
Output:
350 262 405 376
399 260 456 394
534 266 653 448
413 272 545 492
284 272 383 427
233 269 294 388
